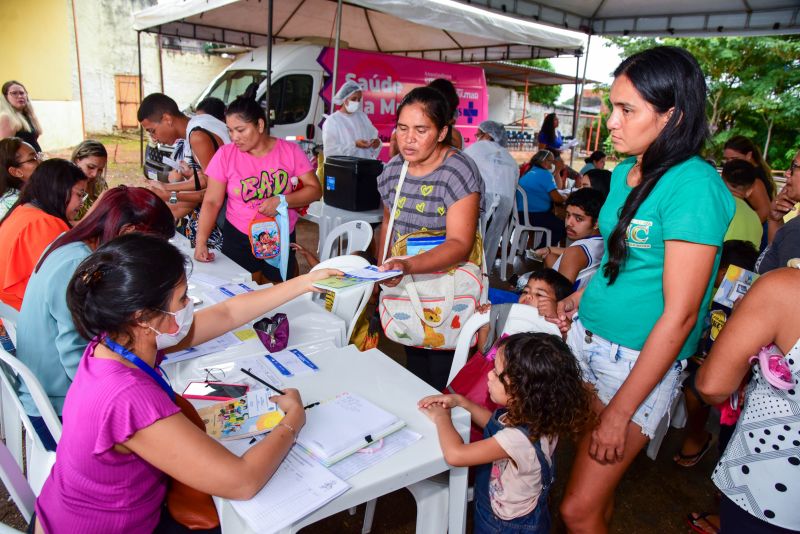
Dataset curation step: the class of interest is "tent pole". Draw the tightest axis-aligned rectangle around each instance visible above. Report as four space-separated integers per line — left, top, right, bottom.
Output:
594 114 602 151
266 0 274 135
574 34 592 163
569 54 580 167
331 0 343 115
137 30 143 167
521 77 528 135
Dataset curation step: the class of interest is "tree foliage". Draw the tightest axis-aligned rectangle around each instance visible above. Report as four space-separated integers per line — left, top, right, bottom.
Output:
607 36 800 169
513 59 562 106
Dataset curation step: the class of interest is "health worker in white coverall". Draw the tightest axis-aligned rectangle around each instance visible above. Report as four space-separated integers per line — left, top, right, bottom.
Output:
463 120 519 271
323 80 381 159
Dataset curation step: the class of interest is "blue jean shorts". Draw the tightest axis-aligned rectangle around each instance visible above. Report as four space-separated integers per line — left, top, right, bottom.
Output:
566 318 683 438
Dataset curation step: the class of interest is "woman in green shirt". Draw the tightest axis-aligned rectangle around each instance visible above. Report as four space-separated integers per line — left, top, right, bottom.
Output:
555 47 734 533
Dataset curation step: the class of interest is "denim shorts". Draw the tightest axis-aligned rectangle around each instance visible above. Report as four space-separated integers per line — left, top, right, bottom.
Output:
566 318 683 438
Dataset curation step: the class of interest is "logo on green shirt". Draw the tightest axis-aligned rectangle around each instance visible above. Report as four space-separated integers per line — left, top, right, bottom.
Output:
627 218 653 248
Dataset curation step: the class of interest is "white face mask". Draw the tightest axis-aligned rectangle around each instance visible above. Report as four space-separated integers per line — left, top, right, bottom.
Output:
345 100 360 113
150 301 194 350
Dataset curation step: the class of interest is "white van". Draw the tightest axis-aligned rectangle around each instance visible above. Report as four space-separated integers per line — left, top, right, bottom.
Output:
145 42 488 177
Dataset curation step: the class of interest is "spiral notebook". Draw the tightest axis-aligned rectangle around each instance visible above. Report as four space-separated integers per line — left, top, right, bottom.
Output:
296 392 405 466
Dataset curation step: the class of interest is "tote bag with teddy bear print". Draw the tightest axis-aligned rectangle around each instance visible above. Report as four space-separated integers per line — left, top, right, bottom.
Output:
378 161 487 350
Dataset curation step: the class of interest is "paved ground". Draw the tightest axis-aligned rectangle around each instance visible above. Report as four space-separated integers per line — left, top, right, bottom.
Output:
0 135 720 532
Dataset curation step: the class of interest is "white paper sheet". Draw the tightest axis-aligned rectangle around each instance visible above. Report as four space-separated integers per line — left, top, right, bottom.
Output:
162 332 242 364
220 429 422 482
189 272 231 288
328 428 422 480
230 447 350 533
266 347 320 377
235 356 286 390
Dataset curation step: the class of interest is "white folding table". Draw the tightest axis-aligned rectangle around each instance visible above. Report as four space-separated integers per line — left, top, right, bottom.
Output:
171 344 470 534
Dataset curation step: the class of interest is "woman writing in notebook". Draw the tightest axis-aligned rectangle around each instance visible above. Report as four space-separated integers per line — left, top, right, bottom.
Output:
419 332 594 533
376 86 483 391
31 234 339 534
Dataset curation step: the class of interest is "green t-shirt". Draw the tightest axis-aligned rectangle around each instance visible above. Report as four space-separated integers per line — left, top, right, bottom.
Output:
580 156 735 360
724 196 763 250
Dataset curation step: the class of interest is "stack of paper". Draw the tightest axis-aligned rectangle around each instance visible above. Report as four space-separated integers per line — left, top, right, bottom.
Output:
312 265 401 292
230 447 350 533
162 331 242 364
297 392 405 466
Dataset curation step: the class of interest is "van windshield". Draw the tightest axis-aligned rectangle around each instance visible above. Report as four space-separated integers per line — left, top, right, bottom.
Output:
204 70 267 104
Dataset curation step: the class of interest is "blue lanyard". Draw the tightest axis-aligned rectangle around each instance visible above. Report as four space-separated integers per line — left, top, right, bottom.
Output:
103 337 175 402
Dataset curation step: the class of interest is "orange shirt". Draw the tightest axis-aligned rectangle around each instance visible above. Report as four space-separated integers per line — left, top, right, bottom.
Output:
0 205 69 310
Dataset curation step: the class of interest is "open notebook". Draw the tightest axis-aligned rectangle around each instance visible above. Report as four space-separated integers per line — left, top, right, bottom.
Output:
297 392 405 466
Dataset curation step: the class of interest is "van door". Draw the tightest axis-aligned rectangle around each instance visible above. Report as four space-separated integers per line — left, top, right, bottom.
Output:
259 71 322 144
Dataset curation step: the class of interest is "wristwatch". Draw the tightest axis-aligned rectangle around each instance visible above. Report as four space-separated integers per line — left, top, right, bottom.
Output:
169 191 178 204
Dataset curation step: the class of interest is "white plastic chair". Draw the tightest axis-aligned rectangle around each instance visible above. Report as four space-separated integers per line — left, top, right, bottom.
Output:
0 302 21 443
0 437 36 524
450 304 561 384
305 255 373 344
319 220 374 262
480 194 500 249
0 345 61 495
500 187 552 281
0 302 19 347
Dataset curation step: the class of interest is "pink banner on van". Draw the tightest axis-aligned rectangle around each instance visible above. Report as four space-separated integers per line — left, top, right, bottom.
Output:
318 47 487 160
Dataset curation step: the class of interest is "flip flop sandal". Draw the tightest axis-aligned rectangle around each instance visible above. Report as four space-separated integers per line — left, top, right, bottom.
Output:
674 433 712 467
687 512 720 534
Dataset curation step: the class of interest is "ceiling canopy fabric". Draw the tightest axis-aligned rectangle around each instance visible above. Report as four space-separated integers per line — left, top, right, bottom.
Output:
459 0 800 37
133 0 587 62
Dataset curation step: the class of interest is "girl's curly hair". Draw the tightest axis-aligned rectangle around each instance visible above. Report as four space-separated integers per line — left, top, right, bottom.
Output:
498 332 596 440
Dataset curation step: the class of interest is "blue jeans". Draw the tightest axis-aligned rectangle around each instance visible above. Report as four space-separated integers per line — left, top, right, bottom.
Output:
567 318 683 438
473 410 553 533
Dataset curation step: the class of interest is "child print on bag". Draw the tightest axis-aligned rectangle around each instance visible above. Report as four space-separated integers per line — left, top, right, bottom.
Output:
240 169 291 204
422 307 446 348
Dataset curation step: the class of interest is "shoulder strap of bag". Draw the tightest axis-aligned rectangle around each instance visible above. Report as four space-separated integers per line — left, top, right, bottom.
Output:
381 160 409 263
189 127 221 191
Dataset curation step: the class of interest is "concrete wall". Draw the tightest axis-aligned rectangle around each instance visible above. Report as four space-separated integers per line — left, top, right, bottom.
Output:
36 101 84 151
488 85 595 140
73 0 232 134
0 0 83 150
162 49 233 111
0 0 74 100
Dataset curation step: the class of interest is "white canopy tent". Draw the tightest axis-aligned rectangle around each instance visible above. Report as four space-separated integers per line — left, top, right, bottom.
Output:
132 0 587 153
132 0 586 61
459 0 800 37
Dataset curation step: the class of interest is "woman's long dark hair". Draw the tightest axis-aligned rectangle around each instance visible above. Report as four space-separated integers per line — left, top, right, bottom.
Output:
0 159 85 226
36 186 175 272
0 137 24 198
603 46 709 284
724 135 775 198
539 113 557 145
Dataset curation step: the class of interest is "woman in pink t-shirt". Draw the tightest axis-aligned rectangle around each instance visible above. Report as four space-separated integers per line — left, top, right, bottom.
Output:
33 233 338 534
196 96 321 282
